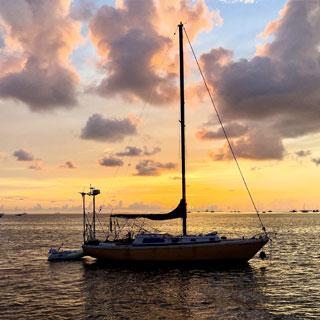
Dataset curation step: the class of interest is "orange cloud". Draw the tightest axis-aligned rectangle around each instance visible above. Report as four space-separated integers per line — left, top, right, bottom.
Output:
256 3 289 56
155 0 223 41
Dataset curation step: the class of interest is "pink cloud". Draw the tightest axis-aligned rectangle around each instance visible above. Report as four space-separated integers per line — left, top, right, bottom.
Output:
0 0 82 111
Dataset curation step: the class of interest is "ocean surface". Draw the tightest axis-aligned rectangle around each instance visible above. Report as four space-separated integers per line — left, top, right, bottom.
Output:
0 213 319 319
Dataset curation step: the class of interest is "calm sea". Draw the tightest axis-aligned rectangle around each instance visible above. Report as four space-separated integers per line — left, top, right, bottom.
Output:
0 213 319 319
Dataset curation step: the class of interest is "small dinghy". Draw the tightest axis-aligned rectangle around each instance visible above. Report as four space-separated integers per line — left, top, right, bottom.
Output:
48 247 83 262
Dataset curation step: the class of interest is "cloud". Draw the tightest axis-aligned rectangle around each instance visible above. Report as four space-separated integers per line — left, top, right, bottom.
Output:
155 0 223 42
197 122 248 140
115 145 161 157
295 150 311 158
80 113 137 142
218 0 256 3
116 146 142 157
99 156 124 167
125 201 163 212
89 0 176 105
70 0 96 21
106 200 164 213
0 26 4 47
210 129 284 161
311 158 320 166
135 159 176 176
13 149 34 161
0 0 81 111
200 0 320 160
143 146 161 156
89 0 221 105
28 161 43 171
61 161 77 169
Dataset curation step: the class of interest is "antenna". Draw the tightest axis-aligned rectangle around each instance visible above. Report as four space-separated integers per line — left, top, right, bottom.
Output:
80 186 101 242
79 191 86 243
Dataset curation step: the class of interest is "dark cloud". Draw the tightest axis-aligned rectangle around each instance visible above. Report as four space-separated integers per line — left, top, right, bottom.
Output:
135 160 176 176
116 146 142 157
250 166 262 171
0 26 4 48
295 150 311 158
115 145 161 157
201 0 320 160
61 161 77 169
0 61 78 111
99 157 124 167
311 158 320 166
197 122 248 140
13 149 34 161
0 0 80 111
80 113 137 142
210 129 284 161
89 0 177 105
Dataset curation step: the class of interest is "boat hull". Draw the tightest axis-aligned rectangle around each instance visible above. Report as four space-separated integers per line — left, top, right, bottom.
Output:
83 237 268 263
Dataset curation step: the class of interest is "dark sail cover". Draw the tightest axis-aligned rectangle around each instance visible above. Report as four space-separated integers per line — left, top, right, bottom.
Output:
110 199 186 221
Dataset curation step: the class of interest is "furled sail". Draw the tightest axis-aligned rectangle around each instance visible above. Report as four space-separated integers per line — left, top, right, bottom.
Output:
110 199 186 221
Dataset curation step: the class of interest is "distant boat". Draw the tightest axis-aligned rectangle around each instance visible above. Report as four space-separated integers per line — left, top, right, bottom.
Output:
290 209 297 213
300 210 310 213
81 23 269 264
15 212 27 216
0 213 4 218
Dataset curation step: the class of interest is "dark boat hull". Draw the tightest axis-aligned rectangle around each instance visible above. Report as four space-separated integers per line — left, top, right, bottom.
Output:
83 237 268 263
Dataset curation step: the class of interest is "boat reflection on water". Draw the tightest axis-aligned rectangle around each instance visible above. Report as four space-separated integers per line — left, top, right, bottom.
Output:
82 262 273 319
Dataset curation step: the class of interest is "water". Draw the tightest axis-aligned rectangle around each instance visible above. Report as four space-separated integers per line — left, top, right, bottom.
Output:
0 213 319 319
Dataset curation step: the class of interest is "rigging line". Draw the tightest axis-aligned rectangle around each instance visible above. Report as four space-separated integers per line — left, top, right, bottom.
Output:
183 27 266 233
96 210 107 235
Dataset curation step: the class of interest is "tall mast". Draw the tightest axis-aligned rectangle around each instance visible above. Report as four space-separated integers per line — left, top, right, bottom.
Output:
178 22 187 235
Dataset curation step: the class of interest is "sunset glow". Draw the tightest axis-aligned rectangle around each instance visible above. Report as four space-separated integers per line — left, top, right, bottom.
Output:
1 0 320 213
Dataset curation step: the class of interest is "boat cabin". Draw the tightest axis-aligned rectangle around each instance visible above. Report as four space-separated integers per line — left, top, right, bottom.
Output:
132 232 221 246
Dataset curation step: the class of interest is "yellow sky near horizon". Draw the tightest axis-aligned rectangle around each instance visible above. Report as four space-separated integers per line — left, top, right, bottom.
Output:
1 137 320 213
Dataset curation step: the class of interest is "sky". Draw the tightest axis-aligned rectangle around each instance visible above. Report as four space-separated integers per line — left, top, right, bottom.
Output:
0 0 320 213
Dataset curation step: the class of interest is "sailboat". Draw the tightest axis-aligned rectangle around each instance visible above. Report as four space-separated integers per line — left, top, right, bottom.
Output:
82 23 269 263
